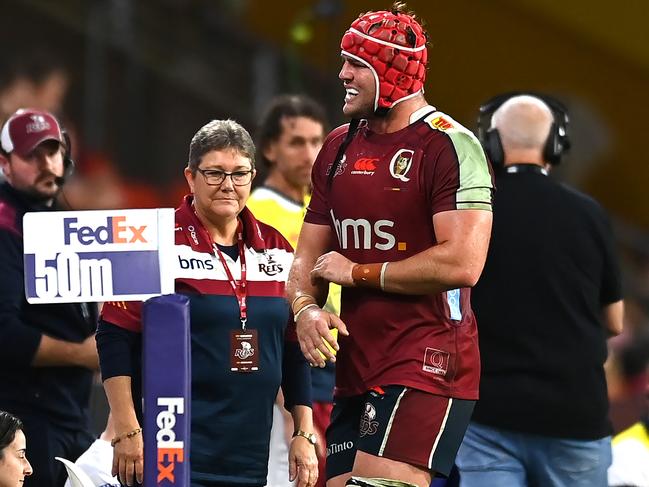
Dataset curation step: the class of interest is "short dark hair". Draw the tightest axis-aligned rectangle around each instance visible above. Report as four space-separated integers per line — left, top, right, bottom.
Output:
256 94 328 168
0 411 23 460
188 119 255 173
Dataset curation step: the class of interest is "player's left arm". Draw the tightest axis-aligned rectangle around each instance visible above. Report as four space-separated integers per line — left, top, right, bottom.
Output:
311 209 492 294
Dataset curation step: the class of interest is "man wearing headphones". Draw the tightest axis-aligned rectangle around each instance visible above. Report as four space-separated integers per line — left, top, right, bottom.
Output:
287 3 494 486
0 108 98 487
455 94 624 486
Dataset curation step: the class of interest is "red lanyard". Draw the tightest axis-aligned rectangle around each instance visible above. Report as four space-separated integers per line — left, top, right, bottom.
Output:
213 221 248 330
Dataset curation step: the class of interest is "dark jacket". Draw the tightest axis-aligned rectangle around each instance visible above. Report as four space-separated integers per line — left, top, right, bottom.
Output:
0 182 97 429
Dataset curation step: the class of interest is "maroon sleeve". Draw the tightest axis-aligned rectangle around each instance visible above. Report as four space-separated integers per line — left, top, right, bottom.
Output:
423 134 462 215
305 125 349 226
100 300 143 333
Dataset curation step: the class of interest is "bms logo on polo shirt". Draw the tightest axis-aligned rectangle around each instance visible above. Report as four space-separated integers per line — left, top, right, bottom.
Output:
177 255 214 270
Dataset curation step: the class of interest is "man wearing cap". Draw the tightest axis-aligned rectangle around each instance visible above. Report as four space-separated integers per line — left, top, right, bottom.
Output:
0 108 98 487
287 3 494 487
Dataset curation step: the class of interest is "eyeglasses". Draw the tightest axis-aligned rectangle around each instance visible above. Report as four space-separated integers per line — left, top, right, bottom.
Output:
196 168 253 186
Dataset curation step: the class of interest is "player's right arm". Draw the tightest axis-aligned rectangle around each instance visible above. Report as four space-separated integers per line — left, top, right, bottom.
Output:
287 222 348 368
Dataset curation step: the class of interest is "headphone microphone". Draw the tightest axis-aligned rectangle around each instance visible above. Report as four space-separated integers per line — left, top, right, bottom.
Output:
476 92 571 169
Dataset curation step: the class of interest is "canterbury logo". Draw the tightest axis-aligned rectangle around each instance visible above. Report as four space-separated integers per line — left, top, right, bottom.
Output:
353 158 378 171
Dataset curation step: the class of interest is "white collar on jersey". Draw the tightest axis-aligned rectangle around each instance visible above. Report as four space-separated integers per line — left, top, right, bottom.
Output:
409 104 436 124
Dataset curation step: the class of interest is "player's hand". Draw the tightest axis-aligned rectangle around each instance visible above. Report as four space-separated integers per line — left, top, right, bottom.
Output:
310 251 355 287
111 427 144 486
296 306 348 368
289 436 318 487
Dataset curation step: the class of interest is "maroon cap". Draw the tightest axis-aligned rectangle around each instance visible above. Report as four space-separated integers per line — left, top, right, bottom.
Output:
0 108 64 157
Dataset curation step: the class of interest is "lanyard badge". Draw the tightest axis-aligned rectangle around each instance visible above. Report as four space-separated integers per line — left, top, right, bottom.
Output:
214 221 259 372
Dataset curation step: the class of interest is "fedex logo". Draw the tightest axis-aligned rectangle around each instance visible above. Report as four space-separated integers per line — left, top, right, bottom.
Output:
331 210 396 250
64 217 147 245
157 397 185 484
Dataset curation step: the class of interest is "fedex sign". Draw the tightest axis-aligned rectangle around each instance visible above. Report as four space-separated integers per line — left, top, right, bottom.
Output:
64 216 147 245
23 209 174 303
156 397 185 484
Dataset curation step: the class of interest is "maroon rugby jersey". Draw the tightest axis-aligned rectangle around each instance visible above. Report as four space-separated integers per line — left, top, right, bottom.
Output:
305 107 493 400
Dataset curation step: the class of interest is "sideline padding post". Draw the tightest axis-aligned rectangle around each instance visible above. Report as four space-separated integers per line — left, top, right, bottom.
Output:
143 294 191 486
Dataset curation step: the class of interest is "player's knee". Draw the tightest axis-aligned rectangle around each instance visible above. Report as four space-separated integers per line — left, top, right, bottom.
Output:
345 476 418 487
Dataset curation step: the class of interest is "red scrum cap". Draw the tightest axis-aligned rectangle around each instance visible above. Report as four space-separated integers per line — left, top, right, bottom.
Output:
341 7 428 114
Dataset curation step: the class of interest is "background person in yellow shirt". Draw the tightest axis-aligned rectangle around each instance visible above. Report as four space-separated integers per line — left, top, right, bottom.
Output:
248 94 337 487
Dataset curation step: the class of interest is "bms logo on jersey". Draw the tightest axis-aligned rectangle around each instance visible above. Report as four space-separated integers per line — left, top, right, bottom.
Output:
330 209 403 251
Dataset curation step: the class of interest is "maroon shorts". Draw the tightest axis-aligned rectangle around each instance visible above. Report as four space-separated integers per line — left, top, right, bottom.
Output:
325 385 474 480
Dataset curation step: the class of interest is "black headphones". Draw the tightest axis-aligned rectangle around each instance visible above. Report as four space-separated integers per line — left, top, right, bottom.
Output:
61 129 75 181
476 92 571 168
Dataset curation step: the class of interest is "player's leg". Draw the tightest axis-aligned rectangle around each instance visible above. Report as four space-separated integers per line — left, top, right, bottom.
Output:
349 386 474 487
325 395 364 487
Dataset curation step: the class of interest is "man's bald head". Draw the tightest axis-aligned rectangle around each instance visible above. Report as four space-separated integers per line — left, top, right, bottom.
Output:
491 95 554 165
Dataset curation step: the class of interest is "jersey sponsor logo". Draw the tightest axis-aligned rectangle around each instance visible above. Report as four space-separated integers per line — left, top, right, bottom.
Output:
423 347 450 376
330 210 401 251
156 397 185 483
389 149 414 182
326 154 347 177
428 115 454 131
326 440 354 457
350 157 378 176
360 403 379 437
64 216 147 245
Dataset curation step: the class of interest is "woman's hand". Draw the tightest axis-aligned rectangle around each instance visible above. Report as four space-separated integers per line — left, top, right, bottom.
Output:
111 428 144 486
289 436 319 487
